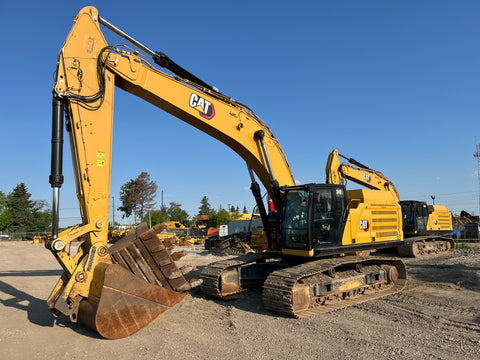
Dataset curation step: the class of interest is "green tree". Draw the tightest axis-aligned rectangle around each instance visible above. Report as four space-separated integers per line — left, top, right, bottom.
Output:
134 172 158 222
217 209 230 226
118 178 137 219
118 172 158 223
0 191 11 230
242 205 248 214
207 209 217 227
198 196 211 215
9 183 35 232
207 208 230 227
30 200 52 232
167 202 189 222
228 205 242 220
149 204 168 227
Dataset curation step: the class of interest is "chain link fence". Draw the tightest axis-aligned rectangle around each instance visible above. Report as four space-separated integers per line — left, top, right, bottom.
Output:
0 232 49 241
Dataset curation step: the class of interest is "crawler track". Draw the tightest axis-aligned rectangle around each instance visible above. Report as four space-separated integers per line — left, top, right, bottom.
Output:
262 257 406 318
200 253 274 299
201 254 406 318
397 236 454 257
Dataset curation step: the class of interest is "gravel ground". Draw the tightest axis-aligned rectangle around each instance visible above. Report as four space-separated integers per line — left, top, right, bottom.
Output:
0 241 479 360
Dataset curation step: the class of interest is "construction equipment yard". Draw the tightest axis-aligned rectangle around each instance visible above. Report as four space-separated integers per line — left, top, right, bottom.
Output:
1 241 479 360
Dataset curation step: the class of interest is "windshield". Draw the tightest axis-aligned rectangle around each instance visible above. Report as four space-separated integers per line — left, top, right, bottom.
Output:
402 202 428 233
401 204 414 233
283 190 309 249
311 187 344 246
415 203 428 232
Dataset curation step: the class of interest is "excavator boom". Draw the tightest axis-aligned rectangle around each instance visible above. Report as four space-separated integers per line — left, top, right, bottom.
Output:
326 149 400 202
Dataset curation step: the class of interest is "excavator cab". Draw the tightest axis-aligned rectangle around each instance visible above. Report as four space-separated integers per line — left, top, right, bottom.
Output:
400 200 429 235
282 184 347 251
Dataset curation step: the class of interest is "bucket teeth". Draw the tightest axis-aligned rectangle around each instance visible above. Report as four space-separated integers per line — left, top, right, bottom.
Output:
180 265 194 275
109 223 194 292
164 237 178 247
175 282 192 292
189 278 203 289
171 250 187 261
167 270 182 280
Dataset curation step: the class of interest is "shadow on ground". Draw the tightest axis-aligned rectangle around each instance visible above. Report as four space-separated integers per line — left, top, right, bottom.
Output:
0 270 101 338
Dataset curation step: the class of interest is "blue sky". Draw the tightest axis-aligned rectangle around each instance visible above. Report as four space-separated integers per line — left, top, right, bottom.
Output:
0 1 479 227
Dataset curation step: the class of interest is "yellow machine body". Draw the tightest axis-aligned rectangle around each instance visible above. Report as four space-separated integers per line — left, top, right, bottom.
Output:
427 205 453 232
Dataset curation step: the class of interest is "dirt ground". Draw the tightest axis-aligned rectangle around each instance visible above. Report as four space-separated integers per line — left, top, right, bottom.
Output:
1 241 479 360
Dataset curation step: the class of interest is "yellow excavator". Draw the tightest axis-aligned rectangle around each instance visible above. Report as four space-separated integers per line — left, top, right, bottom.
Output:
398 200 454 256
326 150 454 256
48 7 408 338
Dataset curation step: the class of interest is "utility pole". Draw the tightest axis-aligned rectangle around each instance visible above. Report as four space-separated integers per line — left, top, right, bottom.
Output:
474 143 480 214
431 195 435 205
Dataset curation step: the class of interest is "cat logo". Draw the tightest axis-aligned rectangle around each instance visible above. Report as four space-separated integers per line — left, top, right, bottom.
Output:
363 173 371 182
359 220 369 231
189 93 215 120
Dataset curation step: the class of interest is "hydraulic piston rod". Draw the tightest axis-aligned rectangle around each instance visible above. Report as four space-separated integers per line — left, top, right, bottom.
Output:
49 95 64 240
254 130 283 214
98 15 155 57
338 152 370 170
98 15 217 92
247 165 274 249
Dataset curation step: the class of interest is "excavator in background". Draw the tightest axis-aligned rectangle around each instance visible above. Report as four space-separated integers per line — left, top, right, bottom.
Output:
165 221 187 230
400 201 453 236
451 210 480 239
454 210 480 227
326 150 454 257
459 210 480 222
48 7 407 338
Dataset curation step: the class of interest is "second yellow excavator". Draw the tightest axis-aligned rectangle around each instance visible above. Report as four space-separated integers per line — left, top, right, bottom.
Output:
326 150 454 257
47 7 409 338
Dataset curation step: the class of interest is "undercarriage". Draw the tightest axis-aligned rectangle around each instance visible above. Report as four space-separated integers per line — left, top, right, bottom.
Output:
397 236 454 257
200 253 406 317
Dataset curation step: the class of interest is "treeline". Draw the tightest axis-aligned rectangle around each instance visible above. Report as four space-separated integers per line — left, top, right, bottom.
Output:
0 183 52 232
0 173 250 233
143 198 247 228
117 172 248 228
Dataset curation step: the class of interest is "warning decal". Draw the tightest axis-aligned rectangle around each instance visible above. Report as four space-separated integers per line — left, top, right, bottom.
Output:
97 152 105 167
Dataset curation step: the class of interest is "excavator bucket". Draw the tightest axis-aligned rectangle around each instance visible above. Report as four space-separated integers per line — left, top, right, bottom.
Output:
68 223 199 339
77 263 186 339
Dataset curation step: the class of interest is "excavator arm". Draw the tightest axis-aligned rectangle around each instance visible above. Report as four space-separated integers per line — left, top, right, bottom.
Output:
47 6 296 338
325 149 400 202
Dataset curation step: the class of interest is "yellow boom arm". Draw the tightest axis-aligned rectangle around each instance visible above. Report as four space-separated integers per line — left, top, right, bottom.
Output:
325 149 400 202
50 6 297 247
